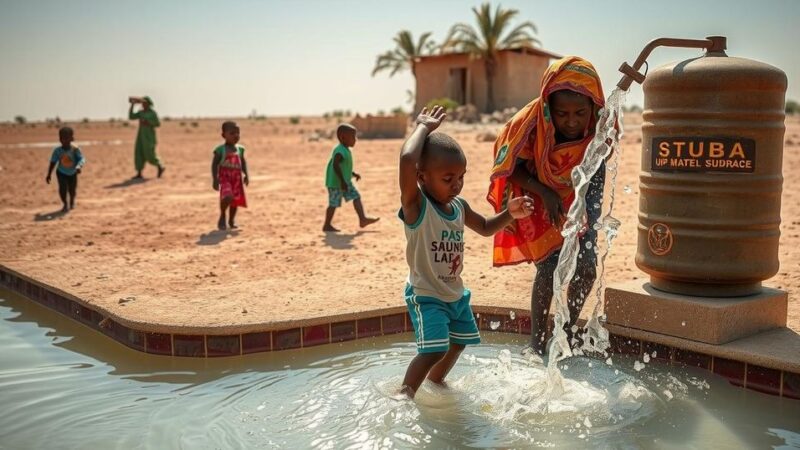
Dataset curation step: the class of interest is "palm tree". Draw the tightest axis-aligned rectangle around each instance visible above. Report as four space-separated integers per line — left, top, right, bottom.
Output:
372 30 436 79
443 3 540 113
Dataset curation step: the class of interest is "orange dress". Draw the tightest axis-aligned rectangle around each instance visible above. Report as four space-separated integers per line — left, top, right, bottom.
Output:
487 56 606 266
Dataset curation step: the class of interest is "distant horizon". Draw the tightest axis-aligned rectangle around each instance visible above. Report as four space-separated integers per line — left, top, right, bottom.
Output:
2 0 797 122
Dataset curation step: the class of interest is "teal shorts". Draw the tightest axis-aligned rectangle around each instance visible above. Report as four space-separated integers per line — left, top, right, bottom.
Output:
327 184 360 208
405 284 481 354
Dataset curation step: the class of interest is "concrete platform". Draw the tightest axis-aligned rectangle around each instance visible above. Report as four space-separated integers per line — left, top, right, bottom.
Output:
605 280 787 344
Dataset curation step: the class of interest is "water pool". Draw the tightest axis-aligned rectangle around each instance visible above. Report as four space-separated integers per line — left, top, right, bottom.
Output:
1 290 798 449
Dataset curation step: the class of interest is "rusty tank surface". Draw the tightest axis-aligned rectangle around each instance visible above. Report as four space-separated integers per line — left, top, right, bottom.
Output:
620 37 787 296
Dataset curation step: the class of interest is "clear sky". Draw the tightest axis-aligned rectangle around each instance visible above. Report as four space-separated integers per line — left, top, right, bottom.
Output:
1 0 797 121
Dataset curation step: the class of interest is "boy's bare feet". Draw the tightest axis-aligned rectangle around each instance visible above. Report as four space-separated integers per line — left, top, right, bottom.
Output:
322 225 339 232
132 173 143 180
61 204 69 213
228 221 238 229
359 217 380 228
217 217 226 231
157 166 165 178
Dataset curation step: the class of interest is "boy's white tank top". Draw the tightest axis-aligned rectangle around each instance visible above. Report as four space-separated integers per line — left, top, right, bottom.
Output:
401 193 465 302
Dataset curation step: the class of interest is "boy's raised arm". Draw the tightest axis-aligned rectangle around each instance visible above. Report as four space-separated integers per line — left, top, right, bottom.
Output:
399 106 446 224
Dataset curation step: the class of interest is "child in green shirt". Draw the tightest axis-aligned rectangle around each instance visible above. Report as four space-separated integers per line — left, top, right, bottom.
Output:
323 123 379 232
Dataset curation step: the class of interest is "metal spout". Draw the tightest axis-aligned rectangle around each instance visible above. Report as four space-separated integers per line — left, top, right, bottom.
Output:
617 36 727 91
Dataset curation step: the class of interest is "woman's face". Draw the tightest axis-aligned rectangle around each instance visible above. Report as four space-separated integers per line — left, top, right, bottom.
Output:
549 90 593 140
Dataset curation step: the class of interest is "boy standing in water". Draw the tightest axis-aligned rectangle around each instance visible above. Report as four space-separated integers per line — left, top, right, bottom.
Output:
45 127 85 212
398 106 533 399
128 96 164 179
212 121 249 230
322 123 379 232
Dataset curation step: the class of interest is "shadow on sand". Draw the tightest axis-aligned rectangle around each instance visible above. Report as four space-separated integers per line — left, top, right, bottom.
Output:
33 209 68 221
105 177 149 189
322 230 376 250
196 229 239 246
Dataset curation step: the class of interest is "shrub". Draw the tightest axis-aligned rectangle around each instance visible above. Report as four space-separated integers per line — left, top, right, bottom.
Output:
82 117 90 123
425 97 459 112
289 116 300 125
14 115 26 125
786 100 799 115
190 121 199 128
391 106 406 116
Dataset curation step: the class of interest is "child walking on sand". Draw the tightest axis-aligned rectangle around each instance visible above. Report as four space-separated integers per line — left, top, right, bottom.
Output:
323 123 379 232
45 127 85 212
212 121 249 230
398 106 533 398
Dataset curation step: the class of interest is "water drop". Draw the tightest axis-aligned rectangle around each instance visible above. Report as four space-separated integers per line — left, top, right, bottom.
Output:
623 185 632 194
634 360 645 372
584 417 593 428
490 320 500 330
643 354 651 363
681 321 686 327
509 311 516 320
585 241 593 250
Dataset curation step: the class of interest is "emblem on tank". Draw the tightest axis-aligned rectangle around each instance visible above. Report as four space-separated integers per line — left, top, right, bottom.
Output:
648 223 673 256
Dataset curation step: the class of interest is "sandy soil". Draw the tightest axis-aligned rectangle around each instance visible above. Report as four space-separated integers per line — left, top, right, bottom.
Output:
1 114 798 333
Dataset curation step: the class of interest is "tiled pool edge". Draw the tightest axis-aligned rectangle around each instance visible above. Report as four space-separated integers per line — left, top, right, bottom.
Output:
1 266 798 401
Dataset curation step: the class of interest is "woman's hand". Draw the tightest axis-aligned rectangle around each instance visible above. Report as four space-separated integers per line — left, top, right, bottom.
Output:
540 187 565 228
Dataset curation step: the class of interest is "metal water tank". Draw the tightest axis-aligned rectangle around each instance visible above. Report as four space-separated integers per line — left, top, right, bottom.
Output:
635 44 787 296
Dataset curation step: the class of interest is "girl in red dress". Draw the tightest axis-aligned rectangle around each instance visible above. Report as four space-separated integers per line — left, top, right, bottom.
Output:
212 121 249 230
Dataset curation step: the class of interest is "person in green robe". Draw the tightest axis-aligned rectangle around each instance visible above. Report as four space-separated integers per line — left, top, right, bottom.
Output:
128 96 164 179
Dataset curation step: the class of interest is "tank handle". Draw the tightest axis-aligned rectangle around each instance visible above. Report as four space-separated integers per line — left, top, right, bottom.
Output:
617 36 727 91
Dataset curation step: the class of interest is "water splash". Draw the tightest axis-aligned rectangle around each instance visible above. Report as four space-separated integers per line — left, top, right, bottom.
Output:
545 88 627 395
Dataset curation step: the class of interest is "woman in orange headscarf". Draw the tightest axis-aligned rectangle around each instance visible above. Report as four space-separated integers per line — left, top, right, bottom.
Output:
487 56 606 354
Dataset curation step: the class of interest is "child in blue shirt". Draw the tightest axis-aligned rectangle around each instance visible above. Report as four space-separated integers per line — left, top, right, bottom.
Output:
45 127 85 212
398 106 533 398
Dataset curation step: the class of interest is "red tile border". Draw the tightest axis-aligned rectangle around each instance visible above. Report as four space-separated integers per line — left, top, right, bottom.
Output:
642 341 673 363
381 314 406 335
174 334 205 357
331 320 356 342
303 325 329 347
746 364 782 396
2 266 800 402
242 332 271 354
674 349 712 370
713 357 746 387
145 332 172 356
357 317 381 338
609 334 641 356
783 371 800 400
104 319 145 351
207 335 240 357
519 316 532 335
274 328 301 351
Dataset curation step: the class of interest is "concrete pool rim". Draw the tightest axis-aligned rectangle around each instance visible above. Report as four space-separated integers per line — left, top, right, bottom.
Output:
1 264 798 401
